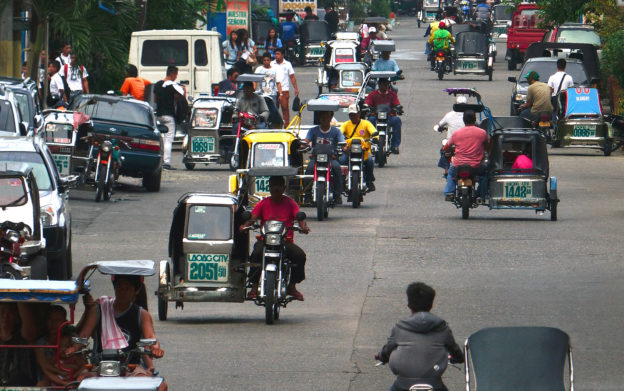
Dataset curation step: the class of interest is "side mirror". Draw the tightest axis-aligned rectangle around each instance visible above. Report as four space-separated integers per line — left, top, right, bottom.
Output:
295 211 306 221
34 114 43 129
72 336 89 346
157 123 169 134
241 210 252 222
60 175 79 191
508 76 517 83
397 69 403 75
590 77 599 86
137 338 157 347
19 122 28 136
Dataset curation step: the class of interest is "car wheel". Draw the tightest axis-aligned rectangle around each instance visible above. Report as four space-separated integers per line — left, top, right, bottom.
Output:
143 167 162 192
184 163 195 170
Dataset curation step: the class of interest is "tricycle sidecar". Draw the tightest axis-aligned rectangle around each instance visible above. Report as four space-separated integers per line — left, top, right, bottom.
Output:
453 31 494 81
299 21 331 65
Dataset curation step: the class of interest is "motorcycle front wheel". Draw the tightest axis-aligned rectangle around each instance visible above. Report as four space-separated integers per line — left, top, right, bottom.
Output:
352 172 361 208
103 171 114 201
94 164 106 202
377 138 387 167
264 270 277 325
316 182 327 221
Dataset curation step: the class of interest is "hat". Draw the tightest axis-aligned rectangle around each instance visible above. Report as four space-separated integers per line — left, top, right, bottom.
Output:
348 104 359 114
523 70 540 80
369 27 377 33
456 95 467 104
438 21 446 28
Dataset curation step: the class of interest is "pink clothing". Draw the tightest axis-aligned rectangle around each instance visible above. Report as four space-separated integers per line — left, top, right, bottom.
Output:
447 125 488 167
99 296 129 350
252 196 300 241
512 154 533 169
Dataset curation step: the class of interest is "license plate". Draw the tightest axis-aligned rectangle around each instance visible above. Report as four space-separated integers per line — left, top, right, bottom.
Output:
573 125 596 138
460 61 478 70
310 46 324 56
255 176 270 195
53 154 70 176
503 181 532 199
191 136 216 153
187 253 229 282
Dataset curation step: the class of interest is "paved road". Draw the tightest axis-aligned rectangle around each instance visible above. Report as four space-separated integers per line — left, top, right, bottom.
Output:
70 17 624 390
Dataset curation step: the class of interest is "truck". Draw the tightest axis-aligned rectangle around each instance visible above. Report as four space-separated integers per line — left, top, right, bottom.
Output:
505 3 547 70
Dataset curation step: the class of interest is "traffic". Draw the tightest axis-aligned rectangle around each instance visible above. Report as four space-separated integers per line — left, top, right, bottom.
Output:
0 0 623 390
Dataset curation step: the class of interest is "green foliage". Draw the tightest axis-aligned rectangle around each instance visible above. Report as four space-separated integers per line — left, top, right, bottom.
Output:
145 0 206 30
369 0 392 17
602 30 624 88
536 0 589 26
347 0 366 22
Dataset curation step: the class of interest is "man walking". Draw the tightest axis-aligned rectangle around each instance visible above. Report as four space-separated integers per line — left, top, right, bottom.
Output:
271 48 299 127
154 66 184 170
55 43 72 66
324 5 339 35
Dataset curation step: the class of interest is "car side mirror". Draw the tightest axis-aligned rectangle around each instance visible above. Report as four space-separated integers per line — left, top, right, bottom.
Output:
508 76 517 83
19 122 28 136
295 211 306 221
137 338 157 347
60 175 79 191
157 123 169 134
34 114 43 129
241 210 252 221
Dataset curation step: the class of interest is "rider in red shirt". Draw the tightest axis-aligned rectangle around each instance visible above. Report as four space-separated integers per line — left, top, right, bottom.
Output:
240 176 310 301
365 78 403 154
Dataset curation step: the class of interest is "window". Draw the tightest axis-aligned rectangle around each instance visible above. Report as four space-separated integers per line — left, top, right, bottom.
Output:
557 30 601 46
13 92 31 124
78 99 152 127
42 123 73 144
141 40 188 66
253 143 286 167
194 40 208 66
0 152 53 191
186 205 232 240
0 177 27 207
0 100 16 133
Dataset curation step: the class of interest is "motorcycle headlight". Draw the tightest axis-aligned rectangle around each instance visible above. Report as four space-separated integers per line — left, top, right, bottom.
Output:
263 220 285 234
265 233 281 246
317 154 329 163
99 361 121 377
378 112 388 120
351 144 362 153
41 205 58 227
515 94 526 102
101 140 112 153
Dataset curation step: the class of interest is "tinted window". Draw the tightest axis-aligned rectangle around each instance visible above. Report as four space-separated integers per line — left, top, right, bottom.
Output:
77 99 152 126
519 61 588 86
0 152 53 191
0 100 16 133
194 40 208 66
141 40 188 66
0 177 27 207
186 205 231 240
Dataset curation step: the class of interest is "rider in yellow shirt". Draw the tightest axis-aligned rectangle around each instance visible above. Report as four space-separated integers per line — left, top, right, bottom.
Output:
340 104 377 191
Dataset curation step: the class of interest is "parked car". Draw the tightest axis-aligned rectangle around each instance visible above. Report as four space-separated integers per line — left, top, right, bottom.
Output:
0 85 28 136
69 94 166 192
505 2 547 70
0 76 44 135
542 23 602 57
0 136 73 279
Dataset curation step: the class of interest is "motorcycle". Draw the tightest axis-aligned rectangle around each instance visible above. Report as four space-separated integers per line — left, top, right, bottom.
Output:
450 165 482 220
241 210 307 325
342 138 375 208
312 142 340 221
83 134 128 202
371 104 403 167
434 49 452 80
0 222 33 279
230 111 258 171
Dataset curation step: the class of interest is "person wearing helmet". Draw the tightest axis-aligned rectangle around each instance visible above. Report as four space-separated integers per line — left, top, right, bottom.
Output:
428 21 455 70
436 95 468 178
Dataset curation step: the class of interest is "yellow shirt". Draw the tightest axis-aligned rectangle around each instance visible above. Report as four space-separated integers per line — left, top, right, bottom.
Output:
340 119 377 160
428 21 441 43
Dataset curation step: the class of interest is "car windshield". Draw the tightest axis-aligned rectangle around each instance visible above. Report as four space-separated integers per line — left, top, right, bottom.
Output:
519 61 588 86
0 177 27 207
42 122 74 144
253 143 286 167
0 100 16 133
340 71 363 87
77 99 152 127
0 152 52 191
186 205 231 240
557 29 601 46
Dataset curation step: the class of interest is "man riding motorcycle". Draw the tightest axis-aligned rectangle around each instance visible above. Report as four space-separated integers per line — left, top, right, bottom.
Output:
365 78 403 154
436 95 468 178
518 70 553 123
304 109 346 204
428 21 455 71
340 104 377 191
235 81 270 129
442 110 489 201
240 175 310 301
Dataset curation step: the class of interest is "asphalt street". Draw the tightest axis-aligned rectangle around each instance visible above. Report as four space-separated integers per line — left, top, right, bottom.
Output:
69 16 624 390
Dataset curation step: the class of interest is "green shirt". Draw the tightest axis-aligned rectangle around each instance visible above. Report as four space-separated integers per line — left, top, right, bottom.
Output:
432 29 453 51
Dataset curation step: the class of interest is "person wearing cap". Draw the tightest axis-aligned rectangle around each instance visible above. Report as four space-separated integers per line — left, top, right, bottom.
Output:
436 95 468 178
340 104 377 191
235 81 270 128
303 109 346 204
518 70 553 121
361 27 380 52
365 78 403 154
372 50 400 73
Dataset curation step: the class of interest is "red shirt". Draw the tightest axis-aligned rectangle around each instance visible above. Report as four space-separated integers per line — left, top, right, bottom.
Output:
252 196 300 241
447 125 488 167
365 89 400 108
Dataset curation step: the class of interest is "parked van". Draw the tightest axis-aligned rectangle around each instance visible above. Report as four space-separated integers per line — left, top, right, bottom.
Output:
128 30 226 100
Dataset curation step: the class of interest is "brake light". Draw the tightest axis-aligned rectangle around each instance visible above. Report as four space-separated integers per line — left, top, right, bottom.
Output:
459 171 471 179
213 85 219 96
130 138 161 151
437 51 445 57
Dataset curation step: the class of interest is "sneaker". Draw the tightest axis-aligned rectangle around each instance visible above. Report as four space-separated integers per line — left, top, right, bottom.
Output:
367 183 376 192
162 164 176 171
391 147 400 155
442 173 448 179
286 286 304 301
247 289 257 300
445 194 455 202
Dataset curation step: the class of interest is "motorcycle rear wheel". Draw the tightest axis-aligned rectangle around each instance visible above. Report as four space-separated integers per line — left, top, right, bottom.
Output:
316 182 327 221
438 65 444 80
264 271 277 325
461 195 470 220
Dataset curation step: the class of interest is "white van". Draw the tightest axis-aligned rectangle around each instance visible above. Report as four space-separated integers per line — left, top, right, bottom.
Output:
128 30 226 100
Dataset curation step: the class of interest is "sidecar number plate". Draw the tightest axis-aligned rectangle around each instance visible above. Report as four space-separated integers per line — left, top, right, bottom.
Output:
502 181 532 200
191 136 216 153
187 253 229 282
53 154 71 176
573 125 596 138
310 46 324 56
255 176 270 196
460 60 478 70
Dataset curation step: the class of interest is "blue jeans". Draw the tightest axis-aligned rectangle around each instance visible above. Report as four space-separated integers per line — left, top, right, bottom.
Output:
339 153 375 185
368 115 402 148
304 157 343 197
444 163 488 198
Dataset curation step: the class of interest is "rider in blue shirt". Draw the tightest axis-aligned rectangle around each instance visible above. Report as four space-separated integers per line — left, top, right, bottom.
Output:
372 51 400 72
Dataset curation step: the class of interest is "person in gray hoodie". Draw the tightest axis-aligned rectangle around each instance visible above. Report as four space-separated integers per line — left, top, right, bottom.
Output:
377 282 464 391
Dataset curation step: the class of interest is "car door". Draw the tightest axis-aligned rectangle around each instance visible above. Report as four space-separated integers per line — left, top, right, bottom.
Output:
191 37 212 97
41 144 70 241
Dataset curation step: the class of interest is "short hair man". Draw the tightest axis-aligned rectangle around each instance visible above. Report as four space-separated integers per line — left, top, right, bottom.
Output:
154 65 184 170
47 60 68 108
365 78 403 154
377 282 464 391
547 58 574 97
519 70 553 121
372 50 400 73
120 64 151 101
271 48 299 127
58 54 89 103
304 6 319 20
235 81 269 127
324 4 339 35
55 43 71 66
218 68 240 94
